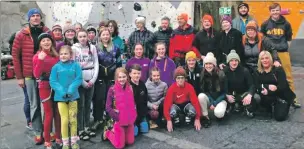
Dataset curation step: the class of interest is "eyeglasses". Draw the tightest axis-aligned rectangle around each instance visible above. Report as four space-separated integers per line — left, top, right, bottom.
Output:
176 76 185 80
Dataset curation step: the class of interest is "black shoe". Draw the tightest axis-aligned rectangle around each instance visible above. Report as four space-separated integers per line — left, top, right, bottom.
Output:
201 117 211 128
245 108 255 118
292 101 301 109
79 131 90 141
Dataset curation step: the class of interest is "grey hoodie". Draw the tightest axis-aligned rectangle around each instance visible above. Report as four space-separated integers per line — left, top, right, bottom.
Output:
145 78 168 109
72 43 99 87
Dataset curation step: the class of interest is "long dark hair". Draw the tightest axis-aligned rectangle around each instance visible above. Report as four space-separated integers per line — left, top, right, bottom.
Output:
77 28 92 55
63 30 78 46
106 20 119 37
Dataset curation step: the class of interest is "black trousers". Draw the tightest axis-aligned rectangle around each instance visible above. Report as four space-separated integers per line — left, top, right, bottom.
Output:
228 92 258 113
260 95 290 121
92 79 114 122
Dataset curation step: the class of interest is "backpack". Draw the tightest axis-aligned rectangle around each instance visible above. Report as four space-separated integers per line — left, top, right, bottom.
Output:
8 32 19 55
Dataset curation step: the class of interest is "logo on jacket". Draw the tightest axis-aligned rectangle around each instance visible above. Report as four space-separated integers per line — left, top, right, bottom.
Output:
143 64 148 67
140 91 145 96
266 28 285 36
176 94 184 99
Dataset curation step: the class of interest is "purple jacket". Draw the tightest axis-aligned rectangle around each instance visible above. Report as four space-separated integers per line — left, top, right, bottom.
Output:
126 57 150 82
149 56 176 86
56 41 64 52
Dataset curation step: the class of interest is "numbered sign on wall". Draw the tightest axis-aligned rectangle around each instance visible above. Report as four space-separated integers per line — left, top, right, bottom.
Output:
219 7 231 15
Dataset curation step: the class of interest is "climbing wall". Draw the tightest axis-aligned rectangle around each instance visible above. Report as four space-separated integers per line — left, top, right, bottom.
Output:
36 1 195 39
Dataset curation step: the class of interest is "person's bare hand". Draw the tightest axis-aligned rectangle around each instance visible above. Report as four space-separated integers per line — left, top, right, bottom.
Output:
167 121 173 132
219 63 226 70
269 85 277 92
242 94 252 105
261 88 268 95
210 105 215 110
226 95 235 103
17 79 25 88
273 61 281 67
194 119 201 131
38 51 47 60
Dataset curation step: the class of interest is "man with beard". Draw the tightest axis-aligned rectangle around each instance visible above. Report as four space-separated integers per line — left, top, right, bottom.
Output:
232 3 257 35
146 16 173 56
169 13 201 67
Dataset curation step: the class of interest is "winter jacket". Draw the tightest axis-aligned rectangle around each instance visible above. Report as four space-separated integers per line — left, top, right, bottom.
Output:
149 56 176 86
112 35 125 54
260 16 292 52
50 60 82 102
106 82 137 125
169 24 201 60
200 68 227 106
254 66 295 103
242 32 263 68
146 26 173 54
96 44 121 80
218 28 244 65
126 57 150 82
72 43 99 87
128 27 154 58
55 41 64 52
232 15 257 34
12 24 50 79
33 51 59 89
164 82 201 121
130 80 149 125
184 64 202 95
192 28 220 57
145 79 168 109
224 65 255 96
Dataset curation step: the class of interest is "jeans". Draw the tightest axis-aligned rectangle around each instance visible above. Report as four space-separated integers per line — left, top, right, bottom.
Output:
25 78 42 135
22 86 31 123
78 86 95 131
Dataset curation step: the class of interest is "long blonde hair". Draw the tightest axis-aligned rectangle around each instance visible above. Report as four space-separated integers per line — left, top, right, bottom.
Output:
257 51 273 73
115 67 129 81
98 28 113 52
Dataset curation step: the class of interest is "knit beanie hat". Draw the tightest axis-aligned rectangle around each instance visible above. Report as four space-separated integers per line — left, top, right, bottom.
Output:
185 51 197 61
226 50 240 63
174 66 186 79
86 25 97 35
177 13 188 22
202 14 214 25
63 20 76 34
221 15 232 25
27 8 42 21
135 16 146 25
203 52 217 66
246 20 258 31
37 33 55 47
238 3 249 10
52 24 62 32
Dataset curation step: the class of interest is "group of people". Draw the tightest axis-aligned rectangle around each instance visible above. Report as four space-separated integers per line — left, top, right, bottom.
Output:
10 2 301 149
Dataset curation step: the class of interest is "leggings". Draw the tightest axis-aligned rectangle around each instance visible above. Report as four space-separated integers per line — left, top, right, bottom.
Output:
58 101 78 139
106 122 134 149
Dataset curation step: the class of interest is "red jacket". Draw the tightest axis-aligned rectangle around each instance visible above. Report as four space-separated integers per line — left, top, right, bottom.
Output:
169 24 201 59
12 25 50 79
33 51 59 89
163 82 201 121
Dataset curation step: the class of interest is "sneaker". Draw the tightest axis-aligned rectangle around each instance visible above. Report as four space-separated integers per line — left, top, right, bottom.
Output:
44 142 52 149
245 108 255 118
50 133 55 142
201 117 211 128
101 128 107 141
91 120 102 131
85 127 96 137
71 143 80 149
173 117 180 124
26 122 33 131
34 135 44 145
292 100 301 109
149 120 158 129
79 131 90 141
55 139 63 148
185 116 191 124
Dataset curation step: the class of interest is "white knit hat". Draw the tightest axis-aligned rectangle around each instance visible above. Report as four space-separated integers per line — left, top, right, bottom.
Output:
135 16 146 25
203 52 217 66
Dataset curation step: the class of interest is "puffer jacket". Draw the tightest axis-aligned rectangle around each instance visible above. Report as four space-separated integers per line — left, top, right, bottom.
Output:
146 26 173 54
12 24 50 79
145 78 168 109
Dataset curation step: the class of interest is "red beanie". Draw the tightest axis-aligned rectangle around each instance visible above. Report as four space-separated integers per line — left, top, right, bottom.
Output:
174 66 186 79
202 14 214 25
177 13 188 22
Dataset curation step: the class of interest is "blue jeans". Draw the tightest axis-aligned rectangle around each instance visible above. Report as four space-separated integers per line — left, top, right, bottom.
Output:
23 86 31 123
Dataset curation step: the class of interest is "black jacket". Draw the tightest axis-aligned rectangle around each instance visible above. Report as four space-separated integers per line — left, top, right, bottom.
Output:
261 16 292 52
184 63 202 95
224 65 255 95
254 66 295 103
218 28 244 65
130 80 148 125
146 26 173 54
192 28 220 57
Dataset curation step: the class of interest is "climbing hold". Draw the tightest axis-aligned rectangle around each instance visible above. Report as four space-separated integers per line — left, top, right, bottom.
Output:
151 21 156 28
71 2 76 7
134 2 141 11
118 3 123 10
101 2 106 7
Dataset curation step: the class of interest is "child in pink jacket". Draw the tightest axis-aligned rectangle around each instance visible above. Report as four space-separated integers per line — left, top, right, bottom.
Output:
102 67 137 149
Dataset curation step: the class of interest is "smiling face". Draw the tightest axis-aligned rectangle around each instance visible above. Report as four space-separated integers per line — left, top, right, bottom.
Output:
53 29 62 37
270 6 281 20
129 69 141 83
65 30 76 40
136 22 144 30
29 14 41 26
77 31 88 45
151 70 160 83
117 72 128 86
246 28 256 38
161 19 169 30
59 48 71 62
221 20 231 31
88 31 96 41
75 24 82 33
177 16 187 27
202 20 211 29
229 59 239 70
204 63 214 72
156 44 166 58
187 58 196 69
108 22 114 34
260 53 271 69
100 30 111 44
239 6 249 16
134 44 144 58
40 38 52 50
176 76 185 86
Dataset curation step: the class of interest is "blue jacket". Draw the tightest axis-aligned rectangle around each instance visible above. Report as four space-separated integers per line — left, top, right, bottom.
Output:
50 60 82 102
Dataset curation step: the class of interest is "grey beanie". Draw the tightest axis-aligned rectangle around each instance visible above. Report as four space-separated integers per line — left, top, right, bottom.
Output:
226 50 240 63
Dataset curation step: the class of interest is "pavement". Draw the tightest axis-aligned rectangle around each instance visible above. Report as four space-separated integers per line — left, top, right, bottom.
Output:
1 67 304 149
